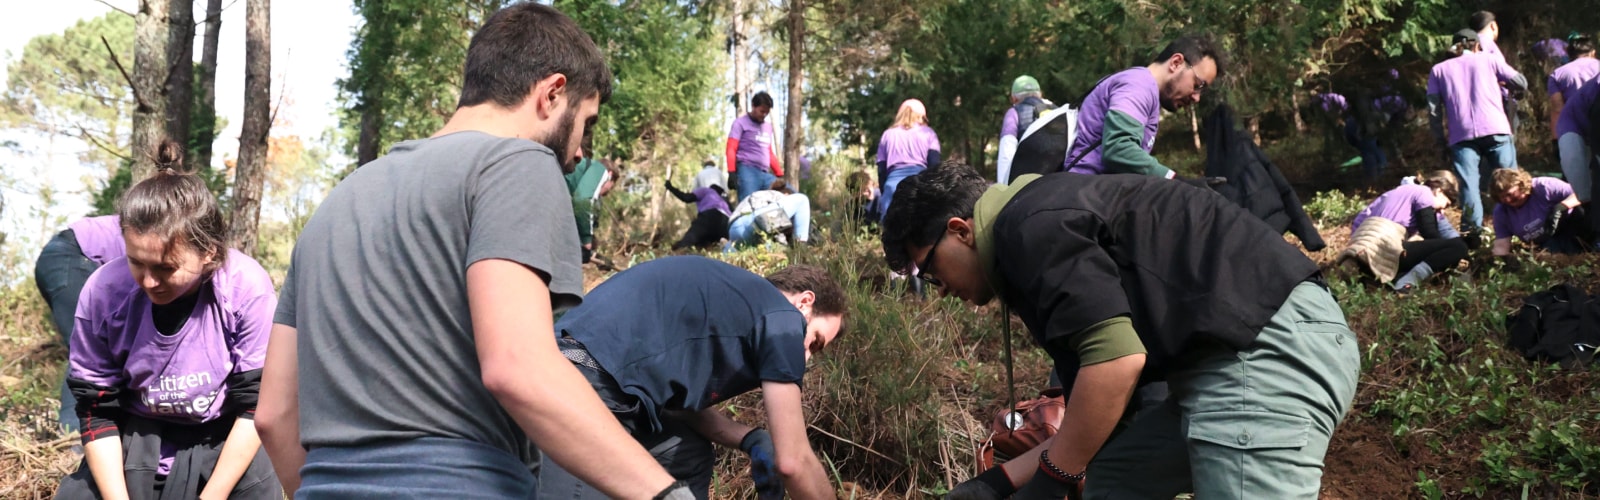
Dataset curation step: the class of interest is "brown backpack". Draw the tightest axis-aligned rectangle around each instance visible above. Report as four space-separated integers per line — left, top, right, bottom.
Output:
977 387 1066 470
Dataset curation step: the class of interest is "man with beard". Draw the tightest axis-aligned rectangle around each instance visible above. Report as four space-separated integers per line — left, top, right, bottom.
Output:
1063 35 1222 178
256 4 691 499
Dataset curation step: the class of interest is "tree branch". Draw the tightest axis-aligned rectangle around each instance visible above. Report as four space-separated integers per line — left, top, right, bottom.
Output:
91 0 134 16
100 35 148 110
74 123 132 161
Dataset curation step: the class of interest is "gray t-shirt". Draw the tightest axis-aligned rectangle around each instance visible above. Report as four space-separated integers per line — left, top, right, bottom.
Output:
275 131 583 459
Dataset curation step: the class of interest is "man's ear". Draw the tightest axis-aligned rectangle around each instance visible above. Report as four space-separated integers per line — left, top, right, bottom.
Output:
530 73 569 120
949 217 976 247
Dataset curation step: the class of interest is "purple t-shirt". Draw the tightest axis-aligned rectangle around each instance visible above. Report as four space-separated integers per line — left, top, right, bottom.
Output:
1316 93 1348 113
1548 58 1600 99
1000 107 1020 139
728 114 776 170
68 215 126 266
1427 52 1522 145
1066 67 1161 175
1557 77 1600 137
1534 38 1568 62
70 248 275 425
1494 177 1574 241
692 186 731 216
876 124 940 169
1352 184 1437 235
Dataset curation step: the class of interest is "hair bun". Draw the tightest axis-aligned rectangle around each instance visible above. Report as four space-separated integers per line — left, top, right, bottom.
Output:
155 140 185 170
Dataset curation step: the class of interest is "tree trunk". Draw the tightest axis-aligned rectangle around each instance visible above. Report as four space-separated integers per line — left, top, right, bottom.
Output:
131 0 172 180
1190 105 1201 150
163 0 194 154
230 0 270 254
357 95 383 166
194 0 223 171
782 0 804 188
1291 91 1306 133
731 0 748 116
1249 115 1262 146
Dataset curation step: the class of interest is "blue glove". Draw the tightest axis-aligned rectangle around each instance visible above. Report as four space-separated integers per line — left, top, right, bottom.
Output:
740 429 784 500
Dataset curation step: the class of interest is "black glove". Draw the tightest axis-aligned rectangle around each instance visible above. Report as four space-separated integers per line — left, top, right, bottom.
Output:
665 179 678 190
740 429 784 500
1462 227 1483 251
946 466 1015 500
1547 205 1568 237
1499 255 1523 273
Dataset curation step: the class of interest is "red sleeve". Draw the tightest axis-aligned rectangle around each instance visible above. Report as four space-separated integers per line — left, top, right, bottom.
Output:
726 138 740 173
769 146 784 177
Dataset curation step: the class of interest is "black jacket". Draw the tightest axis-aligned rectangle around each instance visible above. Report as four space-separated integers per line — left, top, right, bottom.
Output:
1202 104 1326 251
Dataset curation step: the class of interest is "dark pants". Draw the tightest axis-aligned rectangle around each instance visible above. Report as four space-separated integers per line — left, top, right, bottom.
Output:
299 437 536 500
672 211 730 250
537 339 716 500
1543 209 1596 254
34 229 102 433
1343 120 1387 180
1397 238 1468 277
56 415 281 500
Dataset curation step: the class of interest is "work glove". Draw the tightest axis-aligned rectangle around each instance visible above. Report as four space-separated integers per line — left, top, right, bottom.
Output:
653 480 695 500
1462 228 1484 251
1499 255 1523 274
1546 205 1568 238
946 466 1015 500
740 429 784 500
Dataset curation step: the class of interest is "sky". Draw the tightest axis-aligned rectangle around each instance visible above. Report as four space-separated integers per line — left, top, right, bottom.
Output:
0 0 358 262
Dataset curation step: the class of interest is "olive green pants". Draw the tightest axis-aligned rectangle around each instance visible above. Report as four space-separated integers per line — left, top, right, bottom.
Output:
1085 281 1362 499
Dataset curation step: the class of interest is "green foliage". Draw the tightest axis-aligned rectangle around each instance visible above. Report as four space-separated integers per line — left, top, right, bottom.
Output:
0 13 135 174
1303 188 1367 227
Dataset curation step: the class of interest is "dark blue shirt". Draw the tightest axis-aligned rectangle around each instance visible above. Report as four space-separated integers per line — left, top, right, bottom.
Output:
555 256 808 431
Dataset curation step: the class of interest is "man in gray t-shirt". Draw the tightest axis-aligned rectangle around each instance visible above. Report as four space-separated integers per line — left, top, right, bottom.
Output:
256 4 690 500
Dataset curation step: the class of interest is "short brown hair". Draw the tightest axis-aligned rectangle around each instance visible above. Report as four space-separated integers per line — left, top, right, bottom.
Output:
1489 168 1531 200
766 265 848 331
118 140 228 270
458 3 613 109
1420 170 1459 204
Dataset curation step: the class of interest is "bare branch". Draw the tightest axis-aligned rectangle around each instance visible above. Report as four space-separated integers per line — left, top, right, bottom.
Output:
91 0 134 16
100 35 148 110
74 123 132 161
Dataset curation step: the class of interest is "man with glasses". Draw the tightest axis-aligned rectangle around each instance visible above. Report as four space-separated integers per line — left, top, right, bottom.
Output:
884 163 1359 499
1063 35 1222 178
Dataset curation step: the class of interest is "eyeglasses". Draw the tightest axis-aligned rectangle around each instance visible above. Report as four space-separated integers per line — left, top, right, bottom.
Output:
916 230 948 287
1184 63 1211 93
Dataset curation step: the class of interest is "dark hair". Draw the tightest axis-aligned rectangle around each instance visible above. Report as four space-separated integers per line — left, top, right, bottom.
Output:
766 264 848 325
119 140 228 269
1420 170 1459 204
751 91 774 109
1570 36 1596 58
1468 11 1495 32
880 161 988 273
458 3 613 109
1153 34 1226 78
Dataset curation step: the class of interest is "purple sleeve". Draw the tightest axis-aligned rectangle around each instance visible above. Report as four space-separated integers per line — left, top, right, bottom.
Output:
69 271 125 387
1106 78 1157 124
1000 108 1020 139
925 127 941 152
1493 60 1522 88
230 290 276 373
1541 178 1574 203
1549 74 1562 97
727 117 746 140
1425 73 1441 97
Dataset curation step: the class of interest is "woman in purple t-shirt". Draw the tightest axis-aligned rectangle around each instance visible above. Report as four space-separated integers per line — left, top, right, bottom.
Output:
58 151 282 500
1489 169 1587 266
875 98 941 223
1347 171 1469 294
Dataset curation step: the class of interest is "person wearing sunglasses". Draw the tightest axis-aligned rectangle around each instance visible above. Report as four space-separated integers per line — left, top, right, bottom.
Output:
1063 35 1222 178
885 163 1358 500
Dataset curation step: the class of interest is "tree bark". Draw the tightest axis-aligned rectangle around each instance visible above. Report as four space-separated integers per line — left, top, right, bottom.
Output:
357 94 383 166
194 0 223 171
163 0 194 154
230 0 270 254
730 0 748 116
130 0 172 180
1190 105 1201 150
782 0 804 188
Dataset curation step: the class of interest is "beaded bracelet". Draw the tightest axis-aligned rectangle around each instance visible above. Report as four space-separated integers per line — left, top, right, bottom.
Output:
1038 449 1086 484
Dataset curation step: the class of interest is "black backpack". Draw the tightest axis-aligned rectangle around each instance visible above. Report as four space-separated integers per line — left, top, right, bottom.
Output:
1505 284 1600 368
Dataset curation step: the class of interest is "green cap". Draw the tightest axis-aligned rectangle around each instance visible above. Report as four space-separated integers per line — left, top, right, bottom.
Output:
1011 75 1041 95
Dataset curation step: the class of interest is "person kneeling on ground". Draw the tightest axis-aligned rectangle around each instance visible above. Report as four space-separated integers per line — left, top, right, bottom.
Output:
666 179 731 250
1338 171 1468 294
59 145 283 500
1489 169 1590 270
845 171 881 229
728 180 811 248
536 256 846 500
885 163 1359 500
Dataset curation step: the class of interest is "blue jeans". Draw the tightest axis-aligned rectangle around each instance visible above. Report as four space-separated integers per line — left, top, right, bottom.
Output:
1559 132 1597 202
34 230 101 433
879 164 927 223
298 437 537 499
735 163 777 203
1343 120 1386 180
1450 134 1517 230
728 193 811 247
